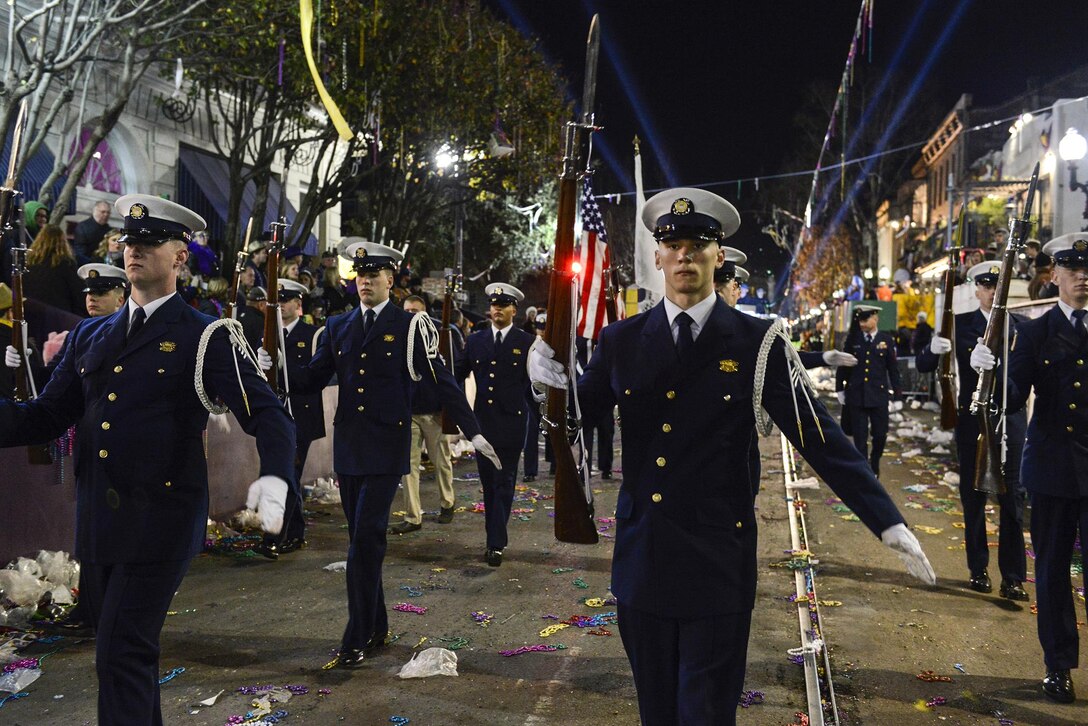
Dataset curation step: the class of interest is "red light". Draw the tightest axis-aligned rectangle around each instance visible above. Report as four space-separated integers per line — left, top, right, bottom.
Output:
571 260 583 274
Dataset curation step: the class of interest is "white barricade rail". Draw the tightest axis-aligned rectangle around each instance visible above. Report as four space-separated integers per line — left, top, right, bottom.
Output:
780 431 840 726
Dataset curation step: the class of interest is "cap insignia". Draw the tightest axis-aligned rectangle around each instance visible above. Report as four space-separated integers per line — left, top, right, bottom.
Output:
129 203 147 219
495 287 504 295
355 248 367 258
88 269 99 278
989 265 1000 275
671 198 693 216
1075 240 1088 252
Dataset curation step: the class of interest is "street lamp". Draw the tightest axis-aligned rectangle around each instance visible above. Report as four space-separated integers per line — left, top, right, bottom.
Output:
878 265 891 281
1059 127 1088 227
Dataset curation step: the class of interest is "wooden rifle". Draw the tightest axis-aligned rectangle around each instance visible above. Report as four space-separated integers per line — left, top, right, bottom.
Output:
3 101 52 465
262 218 288 392
937 205 965 430
439 195 465 434
438 266 462 434
603 265 621 324
971 162 1039 496
226 217 254 320
541 15 601 545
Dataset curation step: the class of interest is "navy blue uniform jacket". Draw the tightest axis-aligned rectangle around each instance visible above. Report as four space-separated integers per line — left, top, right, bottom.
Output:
290 304 480 476
1007 305 1088 498
577 299 906 618
282 320 326 443
836 330 901 406
0 294 295 564
461 326 535 450
915 309 1024 412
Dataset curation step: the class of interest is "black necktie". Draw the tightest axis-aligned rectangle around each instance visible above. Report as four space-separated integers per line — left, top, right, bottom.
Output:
1074 309 1088 342
865 333 873 345
495 330 504 352
126 307 146 346
362 308 375 336
675 312 694 361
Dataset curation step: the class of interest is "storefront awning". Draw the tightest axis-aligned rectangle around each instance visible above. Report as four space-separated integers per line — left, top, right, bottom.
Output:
176 145 318 254
0 130 73 214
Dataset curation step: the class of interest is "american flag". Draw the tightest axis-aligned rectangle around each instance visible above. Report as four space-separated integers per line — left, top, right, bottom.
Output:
576 177 618 340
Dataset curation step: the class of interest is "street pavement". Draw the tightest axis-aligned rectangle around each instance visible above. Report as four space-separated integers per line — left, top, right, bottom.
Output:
2 395 1085 725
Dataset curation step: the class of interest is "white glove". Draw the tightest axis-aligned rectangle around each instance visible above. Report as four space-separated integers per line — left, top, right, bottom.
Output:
471 434 503 470
528 338 568 389
257 347 273 372
246 475 289 535
889 400 904 412
821 350 857 367
930 336 952 355
881 523 937 585
969 339 995 371
836 391 846 405
4 345 27 369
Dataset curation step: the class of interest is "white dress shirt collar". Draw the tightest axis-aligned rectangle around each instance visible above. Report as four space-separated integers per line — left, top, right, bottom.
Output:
126 292 176 325
493 322 514 341
662 293 718 342
363 298 390 318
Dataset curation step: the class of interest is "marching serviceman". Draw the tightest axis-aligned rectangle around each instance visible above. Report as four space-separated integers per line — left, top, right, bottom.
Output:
262 241 498 668
972 233 1088 703
835 304 902 476
915 261 1028 598
79 263 128 317
2 195 294 725
255 278 323 558
389 294 459 534
713 248 747 308
9 263 131 638
530 187 934 725
460 282 536 567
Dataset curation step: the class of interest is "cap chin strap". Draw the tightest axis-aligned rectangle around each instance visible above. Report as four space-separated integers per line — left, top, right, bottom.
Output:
753 319 825 447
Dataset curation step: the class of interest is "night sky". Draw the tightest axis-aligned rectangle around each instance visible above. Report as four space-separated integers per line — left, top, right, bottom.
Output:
482 0 1088 277
485 0 1088 192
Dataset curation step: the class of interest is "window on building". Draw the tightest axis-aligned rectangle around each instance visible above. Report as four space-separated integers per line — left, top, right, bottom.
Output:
68 127 123 194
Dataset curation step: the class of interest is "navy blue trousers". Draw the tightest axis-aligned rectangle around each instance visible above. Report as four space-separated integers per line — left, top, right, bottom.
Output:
82 558 191 726
1030 492 1088 671
583 407 616 474
477 445 522 551
266 438 311 547
338 473 399 650
523 405 541 478
954 414 1026 581
846 404 888 475
617 601 752 726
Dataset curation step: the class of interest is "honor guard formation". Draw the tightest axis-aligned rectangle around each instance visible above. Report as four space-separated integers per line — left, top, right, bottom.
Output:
2 10 1088 724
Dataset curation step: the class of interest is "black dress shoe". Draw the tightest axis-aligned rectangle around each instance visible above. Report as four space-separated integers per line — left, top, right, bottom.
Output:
523 475 537 483
389 521 422 535
1000 580 1029 601
600 471 613 479
968 571 992 593
330 647 367 669
485 549 503 567
254 541 280 560
365 630 392 655
437 507 455 524
1043 670 1075 703
34 616 95 639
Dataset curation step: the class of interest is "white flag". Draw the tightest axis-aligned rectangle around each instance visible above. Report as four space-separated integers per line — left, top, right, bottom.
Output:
633 148 664 308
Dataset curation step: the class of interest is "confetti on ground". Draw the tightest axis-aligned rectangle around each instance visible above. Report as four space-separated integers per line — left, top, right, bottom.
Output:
393 603 427 615
499 644 567 657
